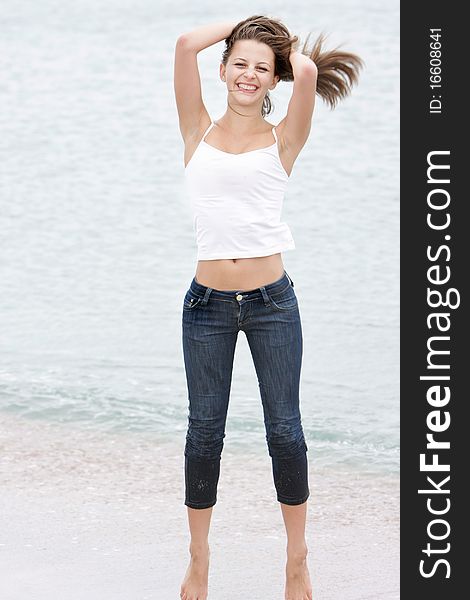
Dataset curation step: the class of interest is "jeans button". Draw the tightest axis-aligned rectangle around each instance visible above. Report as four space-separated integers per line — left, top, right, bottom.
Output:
236 294 243 301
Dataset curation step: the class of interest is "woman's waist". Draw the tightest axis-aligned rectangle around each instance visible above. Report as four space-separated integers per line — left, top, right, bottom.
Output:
195 253 285 291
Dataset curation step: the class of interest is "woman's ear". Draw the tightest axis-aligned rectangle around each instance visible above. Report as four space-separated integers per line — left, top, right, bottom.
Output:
270 75 280 90
220 64 226 82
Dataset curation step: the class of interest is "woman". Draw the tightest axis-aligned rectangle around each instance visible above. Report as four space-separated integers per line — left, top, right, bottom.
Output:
174 15 363 600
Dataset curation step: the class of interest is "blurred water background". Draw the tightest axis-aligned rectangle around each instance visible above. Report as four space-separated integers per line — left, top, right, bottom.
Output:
0 0 399 476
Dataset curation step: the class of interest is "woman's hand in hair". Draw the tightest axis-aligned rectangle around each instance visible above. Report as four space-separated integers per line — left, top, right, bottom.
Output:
289 35 300 58
289 36 318 75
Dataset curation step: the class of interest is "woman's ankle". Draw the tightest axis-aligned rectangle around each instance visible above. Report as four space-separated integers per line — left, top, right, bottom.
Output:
189 541 210 556
286 542 308 560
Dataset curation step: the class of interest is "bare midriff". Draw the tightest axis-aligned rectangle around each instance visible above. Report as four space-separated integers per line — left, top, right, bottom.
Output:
195 253 285 291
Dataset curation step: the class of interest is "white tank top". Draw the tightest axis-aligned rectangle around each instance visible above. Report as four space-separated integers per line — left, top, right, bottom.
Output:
184 120 295 260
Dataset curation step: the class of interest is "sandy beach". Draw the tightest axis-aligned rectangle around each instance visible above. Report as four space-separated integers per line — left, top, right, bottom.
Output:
0 412 399 599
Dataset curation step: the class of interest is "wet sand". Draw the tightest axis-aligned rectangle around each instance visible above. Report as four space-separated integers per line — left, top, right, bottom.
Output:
0 412 399 599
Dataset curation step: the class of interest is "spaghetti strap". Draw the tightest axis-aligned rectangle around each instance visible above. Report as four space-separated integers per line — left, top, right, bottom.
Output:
202 120 215 142
271 126 278 143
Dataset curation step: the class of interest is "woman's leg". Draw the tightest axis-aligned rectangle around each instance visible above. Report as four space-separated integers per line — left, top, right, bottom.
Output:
180 507 213 600
245 289 309 507
280 500 308 556
180 290 238 600
245 280 312 599
281 502 312 600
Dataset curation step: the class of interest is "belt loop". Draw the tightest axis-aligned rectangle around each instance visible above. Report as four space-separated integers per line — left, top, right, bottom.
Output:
201 287 212 305
285 271 294 287
260 286 270 307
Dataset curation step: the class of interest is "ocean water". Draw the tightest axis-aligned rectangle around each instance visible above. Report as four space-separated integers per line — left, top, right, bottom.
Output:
0 0 399 475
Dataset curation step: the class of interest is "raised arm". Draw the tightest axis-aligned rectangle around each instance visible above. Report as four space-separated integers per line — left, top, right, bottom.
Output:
277 49 318 155
174 22 237 141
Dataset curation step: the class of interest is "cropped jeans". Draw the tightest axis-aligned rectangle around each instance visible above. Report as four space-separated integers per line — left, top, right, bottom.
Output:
181 269 309 509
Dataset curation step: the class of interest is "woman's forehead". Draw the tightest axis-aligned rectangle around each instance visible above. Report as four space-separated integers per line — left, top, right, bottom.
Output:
231 39 274 63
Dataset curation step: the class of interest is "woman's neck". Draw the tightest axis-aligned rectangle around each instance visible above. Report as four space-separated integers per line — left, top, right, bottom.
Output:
216 110 268 135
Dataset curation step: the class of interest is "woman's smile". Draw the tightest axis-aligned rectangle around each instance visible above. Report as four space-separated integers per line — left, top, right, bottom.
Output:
236 82 259 93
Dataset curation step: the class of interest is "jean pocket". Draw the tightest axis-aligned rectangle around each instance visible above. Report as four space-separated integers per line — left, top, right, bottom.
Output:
268 285 298 312
183 289 203 310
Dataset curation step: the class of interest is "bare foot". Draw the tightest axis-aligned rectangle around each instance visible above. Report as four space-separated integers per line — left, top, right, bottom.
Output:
180 543 210 600
285 550 313 600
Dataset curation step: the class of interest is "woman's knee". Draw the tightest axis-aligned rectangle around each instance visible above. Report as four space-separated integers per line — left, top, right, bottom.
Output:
185 418 225 460
266 421 308 460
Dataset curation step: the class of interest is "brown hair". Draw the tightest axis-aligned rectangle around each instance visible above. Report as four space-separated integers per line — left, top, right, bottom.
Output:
221 15 364 116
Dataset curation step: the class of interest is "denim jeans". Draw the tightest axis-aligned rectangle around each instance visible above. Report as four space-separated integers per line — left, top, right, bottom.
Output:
182 269 309 509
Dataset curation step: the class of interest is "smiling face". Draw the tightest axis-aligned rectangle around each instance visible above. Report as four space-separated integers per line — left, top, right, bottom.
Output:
220 39 279 106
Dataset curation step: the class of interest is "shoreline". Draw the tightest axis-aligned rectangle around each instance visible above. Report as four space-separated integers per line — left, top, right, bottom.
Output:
0 412 399 599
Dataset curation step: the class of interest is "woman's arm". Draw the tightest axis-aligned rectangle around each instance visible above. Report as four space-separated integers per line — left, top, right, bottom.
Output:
174 22 237 141
178 21 237 53
277 49 318 153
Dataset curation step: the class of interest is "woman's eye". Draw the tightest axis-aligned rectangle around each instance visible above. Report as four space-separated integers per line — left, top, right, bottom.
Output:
235 63 267 71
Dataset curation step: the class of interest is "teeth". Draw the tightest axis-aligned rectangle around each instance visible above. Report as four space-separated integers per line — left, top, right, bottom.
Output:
238 84 257 90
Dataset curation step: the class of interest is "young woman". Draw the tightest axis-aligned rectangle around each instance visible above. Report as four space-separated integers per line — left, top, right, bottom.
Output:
174 15 363 600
